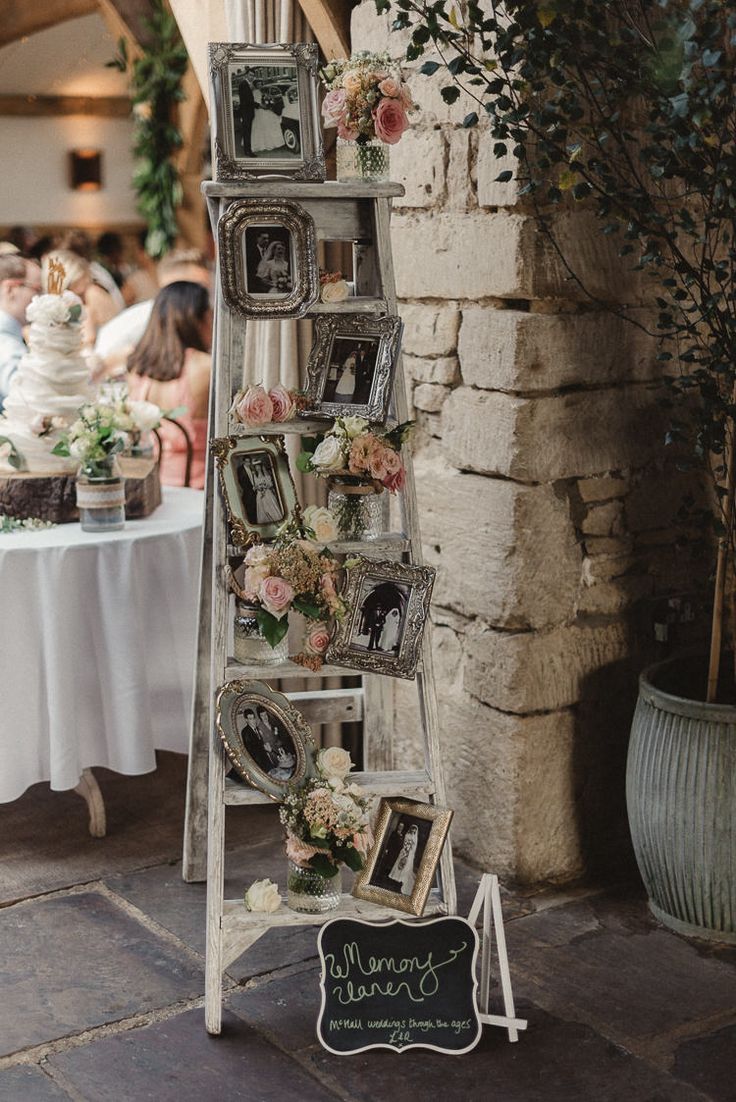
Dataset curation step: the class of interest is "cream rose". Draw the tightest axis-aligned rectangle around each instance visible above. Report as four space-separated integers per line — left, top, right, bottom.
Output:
317 745 353 782
342 71 363 95
302 504 338 544
268 384 296 422
128 399 161 432
311 435 346 472
378 77 401 98
341 415 369 439
235 385 274 425
259 575 294 618
305 623 331 656
320 279 350 304
244 878 281 913
243 563 270 598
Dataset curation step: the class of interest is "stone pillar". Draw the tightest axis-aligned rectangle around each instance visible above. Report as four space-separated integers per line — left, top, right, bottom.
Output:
352 3 706 882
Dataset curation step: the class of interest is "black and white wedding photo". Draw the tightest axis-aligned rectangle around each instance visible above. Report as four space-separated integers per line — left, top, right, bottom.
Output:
229 62 302 161
243 224 293 297
368 812 432 897
350 578 409 655
235 452 285 526
322 336 380 407
237 704 297 783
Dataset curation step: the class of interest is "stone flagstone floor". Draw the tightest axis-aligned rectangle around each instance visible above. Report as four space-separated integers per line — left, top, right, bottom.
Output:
0 755 734 1102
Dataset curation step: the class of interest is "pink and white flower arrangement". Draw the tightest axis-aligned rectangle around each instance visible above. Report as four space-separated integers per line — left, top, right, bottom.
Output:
297 415 411 493
232 384 301 427
319 269 350 304
279 748 373 878
320 52 413 146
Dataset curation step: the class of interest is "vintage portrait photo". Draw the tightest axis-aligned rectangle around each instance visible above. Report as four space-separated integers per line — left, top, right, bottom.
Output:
236 702 298 782
242 224 293 297
229 61 302 162
350 577 410 656
234 451 285 526
353 797 454 915
321 337 380 407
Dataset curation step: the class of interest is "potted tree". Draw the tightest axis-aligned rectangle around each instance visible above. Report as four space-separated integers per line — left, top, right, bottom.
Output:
376 0 736 939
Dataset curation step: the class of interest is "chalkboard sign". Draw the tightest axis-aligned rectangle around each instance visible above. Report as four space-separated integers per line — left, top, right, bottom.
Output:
317 916 482 1055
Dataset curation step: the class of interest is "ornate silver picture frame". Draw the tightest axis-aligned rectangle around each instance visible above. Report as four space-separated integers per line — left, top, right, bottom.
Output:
211 434 299 547
215 679 316 800
218 198 319 319
300 314 403 424
353 798 453 916
325 558 435 680
209 42 325 182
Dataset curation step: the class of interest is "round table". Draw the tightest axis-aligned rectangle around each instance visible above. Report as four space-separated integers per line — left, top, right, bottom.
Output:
0 487 203 828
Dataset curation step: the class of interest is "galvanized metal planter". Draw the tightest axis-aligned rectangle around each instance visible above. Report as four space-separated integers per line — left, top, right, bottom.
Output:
626 654 736 943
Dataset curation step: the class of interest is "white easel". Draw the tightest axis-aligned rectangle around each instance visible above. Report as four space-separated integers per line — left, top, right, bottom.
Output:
468 874 528 1043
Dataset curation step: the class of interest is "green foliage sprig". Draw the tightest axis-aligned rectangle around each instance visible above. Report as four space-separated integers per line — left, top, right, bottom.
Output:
108 0 188 258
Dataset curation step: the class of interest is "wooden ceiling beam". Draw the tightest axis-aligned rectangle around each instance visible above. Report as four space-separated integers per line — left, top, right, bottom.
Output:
296 0 354 59
0 0 98 49
97 0 156 49
0 94 130 118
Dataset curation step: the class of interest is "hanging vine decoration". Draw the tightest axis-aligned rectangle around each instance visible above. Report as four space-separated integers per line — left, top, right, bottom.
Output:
108 0 189 258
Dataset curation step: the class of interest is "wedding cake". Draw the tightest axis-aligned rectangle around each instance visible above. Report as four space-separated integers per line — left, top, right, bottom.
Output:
0 286 93 474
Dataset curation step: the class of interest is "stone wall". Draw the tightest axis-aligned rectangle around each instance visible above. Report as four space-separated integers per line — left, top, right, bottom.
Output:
352 3 708 882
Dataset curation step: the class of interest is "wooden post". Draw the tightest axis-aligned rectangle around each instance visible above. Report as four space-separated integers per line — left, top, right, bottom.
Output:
707 417 736 703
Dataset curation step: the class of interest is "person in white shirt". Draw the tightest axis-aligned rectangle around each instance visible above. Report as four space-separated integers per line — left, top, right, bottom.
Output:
0 254 42 409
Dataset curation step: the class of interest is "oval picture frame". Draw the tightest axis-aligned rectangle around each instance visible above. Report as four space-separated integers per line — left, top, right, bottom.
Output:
215 679 315 800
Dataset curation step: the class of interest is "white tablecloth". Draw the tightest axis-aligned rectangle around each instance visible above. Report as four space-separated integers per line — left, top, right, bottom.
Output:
0 487 204 802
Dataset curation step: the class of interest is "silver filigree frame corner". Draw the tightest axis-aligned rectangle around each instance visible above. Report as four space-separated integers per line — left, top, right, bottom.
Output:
300 314 404 425
325 557 436 680
210 433 299 548
209 41 325 182
218 197 319 320
215 678 317 801
352 797 454 916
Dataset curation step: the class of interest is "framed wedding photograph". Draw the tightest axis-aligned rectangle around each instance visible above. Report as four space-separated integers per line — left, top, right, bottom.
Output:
300 314 403 424
353 798 454 916
325 558 436 680
215 679 315 800
218 198 319 319
209 42 325 182
211 434 299 547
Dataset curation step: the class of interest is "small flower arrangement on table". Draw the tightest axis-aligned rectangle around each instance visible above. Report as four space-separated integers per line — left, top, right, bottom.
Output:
231 383 304 427
52 402 134 478
320 51 413 146
280 746 373 893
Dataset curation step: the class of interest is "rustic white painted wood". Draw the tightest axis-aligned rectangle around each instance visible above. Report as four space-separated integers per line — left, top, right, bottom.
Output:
73 769 106 838
468 874 528 1043
224 767 434 806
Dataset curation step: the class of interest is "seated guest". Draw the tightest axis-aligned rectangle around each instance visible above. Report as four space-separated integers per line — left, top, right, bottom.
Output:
127 282 212 489
0 254 42 409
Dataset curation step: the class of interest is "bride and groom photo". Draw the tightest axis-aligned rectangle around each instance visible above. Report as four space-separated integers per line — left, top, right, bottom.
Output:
243 225 293 297
322 337 379 408
236 452 284 527
349 579 409 656
238 705 297 782
368 813 431 897
230 63 302 162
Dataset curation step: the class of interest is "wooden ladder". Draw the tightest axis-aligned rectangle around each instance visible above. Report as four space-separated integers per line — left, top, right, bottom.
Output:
183 179 457 1035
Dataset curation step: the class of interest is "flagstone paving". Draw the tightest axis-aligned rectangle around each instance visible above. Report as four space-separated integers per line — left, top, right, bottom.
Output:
0 783 734 1101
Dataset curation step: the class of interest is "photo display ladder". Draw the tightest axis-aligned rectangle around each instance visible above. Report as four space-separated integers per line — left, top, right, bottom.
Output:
183 180 458 1035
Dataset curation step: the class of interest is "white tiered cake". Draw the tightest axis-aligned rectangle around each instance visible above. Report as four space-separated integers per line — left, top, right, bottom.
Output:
0 290 93 474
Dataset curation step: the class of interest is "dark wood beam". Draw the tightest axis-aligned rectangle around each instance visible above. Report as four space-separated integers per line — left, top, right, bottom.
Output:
0 0 98 49
296 0 355 59
0 94 130 118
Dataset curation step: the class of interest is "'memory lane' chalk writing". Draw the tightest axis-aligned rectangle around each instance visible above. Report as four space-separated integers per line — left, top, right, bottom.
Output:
323 940 469 1005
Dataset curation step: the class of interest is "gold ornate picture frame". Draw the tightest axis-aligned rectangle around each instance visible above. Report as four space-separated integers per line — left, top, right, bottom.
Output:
325 558 435 680
353 798 453 916
215 679 316 800
209 42 325 182
211 434 299 547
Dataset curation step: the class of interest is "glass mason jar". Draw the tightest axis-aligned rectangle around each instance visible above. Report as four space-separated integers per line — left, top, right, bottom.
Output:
76 462 125 533
336 137 390 183
233 600 289 666
286 859 342 913
327 480 385 541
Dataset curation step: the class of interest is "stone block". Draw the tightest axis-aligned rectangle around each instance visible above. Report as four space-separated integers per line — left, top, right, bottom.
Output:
477 134 520 207
457 307 660 393
445 128 476 212
575 574 653 616
413 382 449 412
404 353 460 385
442 386 660 481
416 451 581 627
404 61 482 127
578 475 630 503
464 621 631 714
351 2 409 56
390 128 446 208
399 303 459 357
580 500 625 537
392 211 525 300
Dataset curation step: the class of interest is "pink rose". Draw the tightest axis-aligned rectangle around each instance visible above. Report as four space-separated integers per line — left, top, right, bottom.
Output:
372 98 409 144
369 445 391 482
378 77 401 98
259 575 294 619
382 448 402 475
305 623 331 655
268 384 295 422
321 87 347 126
384 466 405 493
285 832 321 866
337 118 360 142
348 435 376 474
235 385 273 425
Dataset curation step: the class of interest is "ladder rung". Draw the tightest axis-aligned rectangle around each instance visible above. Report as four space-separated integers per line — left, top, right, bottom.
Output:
229 418 328 436
287 686 364 724
220 890 447 930
224 768 434 806
224 660 353 679
308 297 387 315
203 180 405 199
226 533 411 558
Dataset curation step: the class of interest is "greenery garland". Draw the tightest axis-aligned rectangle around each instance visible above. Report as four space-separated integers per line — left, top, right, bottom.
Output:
109 0 189 258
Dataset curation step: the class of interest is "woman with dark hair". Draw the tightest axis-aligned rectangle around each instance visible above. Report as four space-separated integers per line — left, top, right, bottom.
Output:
127 281 212 489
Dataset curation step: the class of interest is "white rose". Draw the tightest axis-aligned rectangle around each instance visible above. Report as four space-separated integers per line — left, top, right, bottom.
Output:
312 435 346 472
69 437 90 460
341 416 369 440
128 399 162 433
244 878 282 913
26 291 83 326
320 279 350 304
317 745 353 782
302 504 338 544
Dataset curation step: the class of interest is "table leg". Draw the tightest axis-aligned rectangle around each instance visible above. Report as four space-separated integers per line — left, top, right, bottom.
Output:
73 768 107 838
